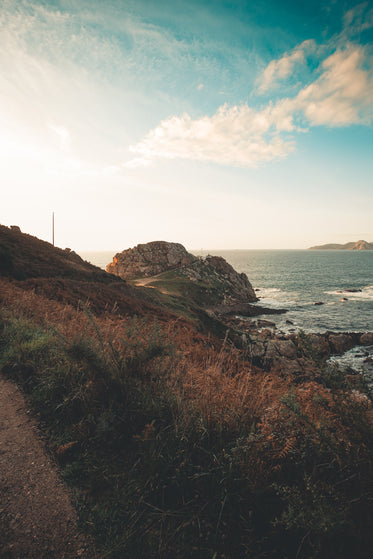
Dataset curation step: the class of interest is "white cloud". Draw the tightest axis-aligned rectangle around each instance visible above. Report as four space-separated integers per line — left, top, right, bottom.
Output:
256 40 315 93
295 46 373 126
127 103 295 169
127 45 373 169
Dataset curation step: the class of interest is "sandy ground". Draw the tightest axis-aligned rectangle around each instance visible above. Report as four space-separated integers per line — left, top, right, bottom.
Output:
0 376 97 558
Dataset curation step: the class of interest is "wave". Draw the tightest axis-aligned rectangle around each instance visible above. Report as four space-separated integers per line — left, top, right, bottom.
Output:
325 286 373 301
256 287 300 307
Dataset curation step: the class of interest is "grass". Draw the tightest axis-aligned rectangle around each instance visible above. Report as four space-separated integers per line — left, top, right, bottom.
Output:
1 281 373 558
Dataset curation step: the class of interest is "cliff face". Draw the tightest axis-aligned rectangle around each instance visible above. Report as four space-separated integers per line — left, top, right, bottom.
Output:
106 241 197 279
309 240 373 250
107 242 258 307
177 255 258 306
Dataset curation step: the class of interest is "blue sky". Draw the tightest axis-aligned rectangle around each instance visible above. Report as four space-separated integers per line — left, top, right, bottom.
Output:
1 0 372 249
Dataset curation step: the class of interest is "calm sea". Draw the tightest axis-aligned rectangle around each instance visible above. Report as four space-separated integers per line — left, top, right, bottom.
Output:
79 250 373 334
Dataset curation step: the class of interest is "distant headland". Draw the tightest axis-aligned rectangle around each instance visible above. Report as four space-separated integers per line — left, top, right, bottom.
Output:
309 240 373 250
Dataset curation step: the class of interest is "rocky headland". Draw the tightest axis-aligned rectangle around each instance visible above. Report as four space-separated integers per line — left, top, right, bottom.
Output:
106 240 373 379
106 241 290 321
309 240 373 250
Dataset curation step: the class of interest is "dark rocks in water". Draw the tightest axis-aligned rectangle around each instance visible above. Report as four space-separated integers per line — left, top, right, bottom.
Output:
341 297 348 301
220 304 286 318
257 319 276 328
337 288 362 293
286 319 294 325
255 288 260 291
344 288 362 293
313 301 324 306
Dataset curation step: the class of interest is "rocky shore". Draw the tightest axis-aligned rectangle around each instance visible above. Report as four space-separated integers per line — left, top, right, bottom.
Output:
106 240 373 382
244 328 373 377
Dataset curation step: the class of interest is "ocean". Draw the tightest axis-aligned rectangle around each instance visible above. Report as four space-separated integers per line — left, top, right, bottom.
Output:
79 249 373 334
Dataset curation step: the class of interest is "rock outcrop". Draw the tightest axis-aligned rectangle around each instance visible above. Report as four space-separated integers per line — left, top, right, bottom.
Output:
176 255 258 306
107 242 259 309
106 241 196 279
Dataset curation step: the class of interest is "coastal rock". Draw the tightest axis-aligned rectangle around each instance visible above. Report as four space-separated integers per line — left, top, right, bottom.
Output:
257 319 276 328
328 333 355 354
308 334 331 358
266 339 297 360
344 288 362 293
106 241 196 279
178 255 258 305
360 332 373 346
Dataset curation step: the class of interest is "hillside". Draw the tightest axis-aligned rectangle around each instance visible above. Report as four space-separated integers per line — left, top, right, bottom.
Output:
0 225 208 327
1 225 373 558
309 239 373 250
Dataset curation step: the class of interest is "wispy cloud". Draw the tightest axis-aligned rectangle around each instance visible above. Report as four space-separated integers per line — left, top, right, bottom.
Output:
256 40 316 93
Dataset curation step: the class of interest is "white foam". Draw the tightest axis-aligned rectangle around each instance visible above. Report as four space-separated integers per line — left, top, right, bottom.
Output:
325 286 373 301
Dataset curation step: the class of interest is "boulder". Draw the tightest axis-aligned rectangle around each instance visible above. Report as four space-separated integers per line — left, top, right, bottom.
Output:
328 333 355 354
308 333 331 358
360 332 373 346
266 339 297 360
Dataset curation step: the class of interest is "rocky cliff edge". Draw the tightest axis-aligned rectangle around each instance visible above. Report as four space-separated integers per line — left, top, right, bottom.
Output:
106 242 258 306
106 241 196 279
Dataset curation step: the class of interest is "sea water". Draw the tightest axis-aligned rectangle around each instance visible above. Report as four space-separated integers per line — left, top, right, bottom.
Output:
79 249 373 334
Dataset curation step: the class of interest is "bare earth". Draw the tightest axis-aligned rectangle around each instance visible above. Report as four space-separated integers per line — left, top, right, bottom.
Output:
0 376 97 558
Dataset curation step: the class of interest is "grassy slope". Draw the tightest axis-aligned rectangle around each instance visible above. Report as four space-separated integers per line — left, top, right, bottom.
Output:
1 225 373 558
0 225 227 336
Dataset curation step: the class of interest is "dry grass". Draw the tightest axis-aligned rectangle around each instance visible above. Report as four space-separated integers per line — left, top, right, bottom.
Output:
1 278 373 558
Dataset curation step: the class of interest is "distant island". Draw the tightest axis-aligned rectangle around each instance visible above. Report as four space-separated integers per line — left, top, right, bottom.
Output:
309 240 373 250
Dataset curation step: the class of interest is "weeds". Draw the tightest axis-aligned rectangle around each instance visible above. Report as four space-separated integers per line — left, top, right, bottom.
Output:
1 288 373 558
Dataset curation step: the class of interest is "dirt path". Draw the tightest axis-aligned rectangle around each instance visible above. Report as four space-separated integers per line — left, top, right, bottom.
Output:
133 272 165 286
133 273 172 295
0 376 97 558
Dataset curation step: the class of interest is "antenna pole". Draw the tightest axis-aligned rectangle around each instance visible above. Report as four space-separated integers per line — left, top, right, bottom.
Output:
52 212 55 246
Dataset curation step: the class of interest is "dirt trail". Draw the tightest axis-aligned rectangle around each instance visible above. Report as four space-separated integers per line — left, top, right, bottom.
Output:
133 273 172 294
0 376 97 558
133 272 165 286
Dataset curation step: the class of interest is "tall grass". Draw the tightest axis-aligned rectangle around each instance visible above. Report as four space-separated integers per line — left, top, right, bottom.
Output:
1 278 373 558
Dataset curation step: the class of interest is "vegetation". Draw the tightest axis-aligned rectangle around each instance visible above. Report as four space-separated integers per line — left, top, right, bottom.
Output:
1 279 373 558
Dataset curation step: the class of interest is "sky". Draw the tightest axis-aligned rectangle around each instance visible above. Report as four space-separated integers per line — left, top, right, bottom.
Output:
1 0 373 250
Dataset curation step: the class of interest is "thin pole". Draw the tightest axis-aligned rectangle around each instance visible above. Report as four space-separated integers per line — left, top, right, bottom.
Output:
52 212 55 246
